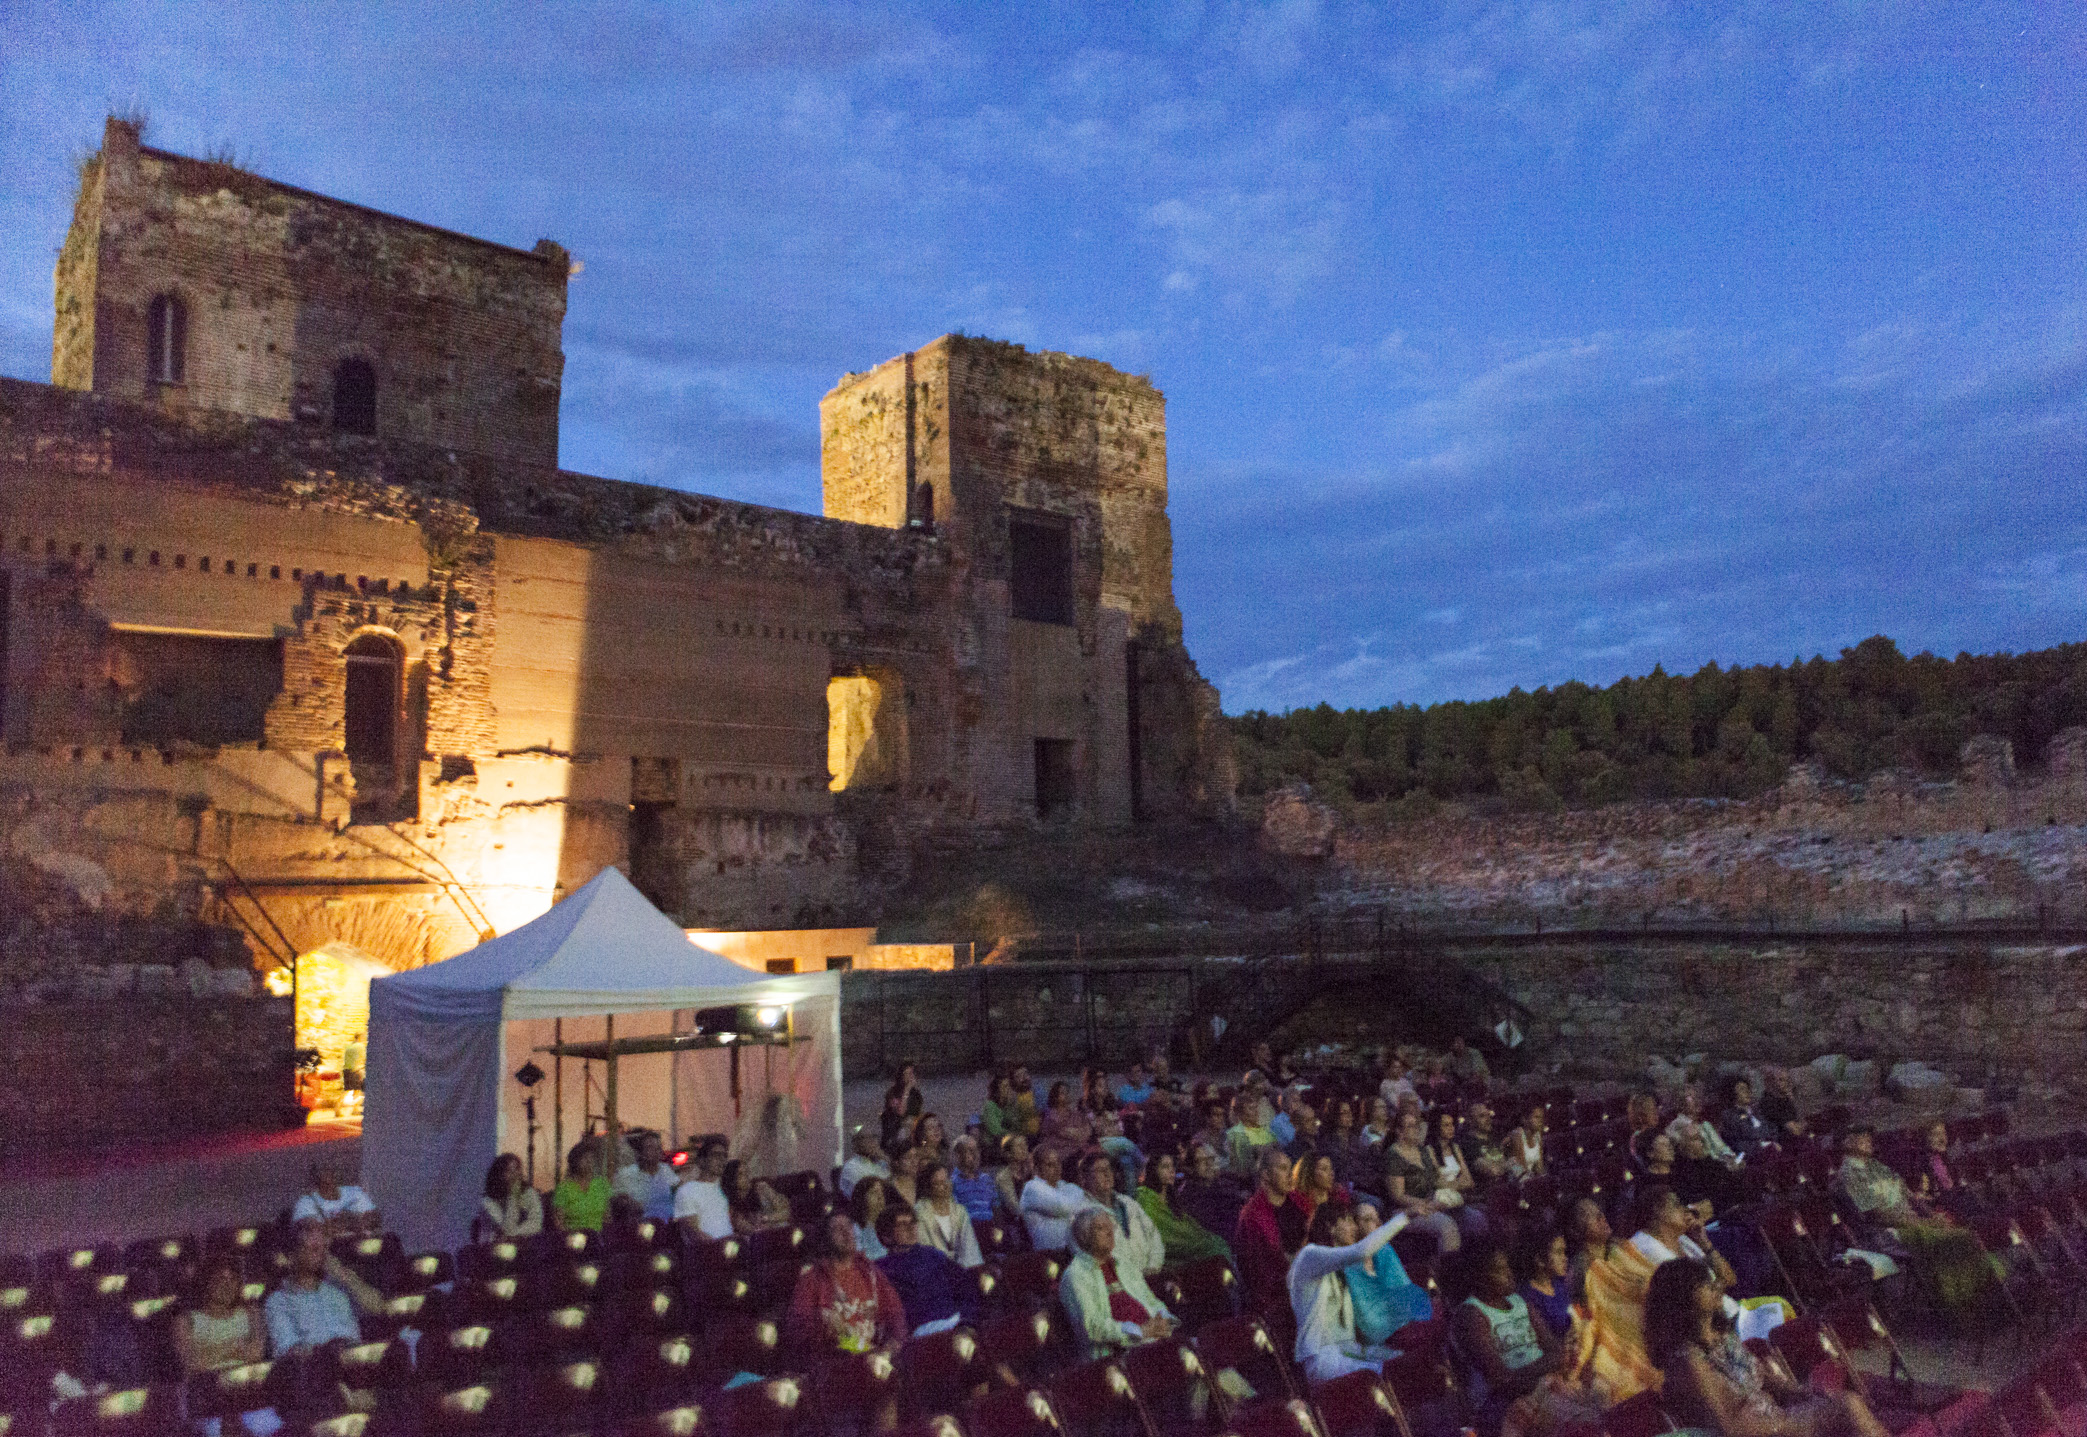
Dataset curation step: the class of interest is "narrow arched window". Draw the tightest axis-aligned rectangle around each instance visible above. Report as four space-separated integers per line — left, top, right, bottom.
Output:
147 294 186 384
333 358 377 435
342 633 401 764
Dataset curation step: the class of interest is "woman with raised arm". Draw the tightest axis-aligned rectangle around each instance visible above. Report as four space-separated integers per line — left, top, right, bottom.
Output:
1288 1199 1412 1383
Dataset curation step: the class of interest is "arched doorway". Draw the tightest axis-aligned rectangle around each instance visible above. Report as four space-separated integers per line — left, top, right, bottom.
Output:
343 633 401 766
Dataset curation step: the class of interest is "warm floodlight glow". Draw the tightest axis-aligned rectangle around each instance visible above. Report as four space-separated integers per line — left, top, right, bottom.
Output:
756 1006 783 1028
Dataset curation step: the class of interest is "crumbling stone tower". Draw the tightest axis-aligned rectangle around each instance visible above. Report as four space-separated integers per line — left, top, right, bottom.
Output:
821 335 1233 823
53 116 569 468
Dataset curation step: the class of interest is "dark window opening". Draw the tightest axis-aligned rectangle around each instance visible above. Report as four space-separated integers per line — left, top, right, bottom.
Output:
1034 738 1077 819
765 959 795 975
333 358 377 435
629 758 683 916
1009 514 1074 625
825 955 854 972
147 294 186 385
113 632 281 748
342 634 401 764
908 482 935 531
1126 641 1144 821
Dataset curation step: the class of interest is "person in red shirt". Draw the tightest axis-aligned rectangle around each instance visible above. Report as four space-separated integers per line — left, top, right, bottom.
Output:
1234 1145 1308 1333
788 1211 908 1356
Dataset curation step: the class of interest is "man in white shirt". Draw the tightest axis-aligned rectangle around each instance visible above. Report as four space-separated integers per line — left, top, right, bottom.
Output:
672 1137 733 1240
291 1162 380 1236
838 1126 892 1198
1019 1147 1087 1252
615 1132 683 1224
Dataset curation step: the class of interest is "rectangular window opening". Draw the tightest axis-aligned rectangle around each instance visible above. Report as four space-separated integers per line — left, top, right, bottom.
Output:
1009 513 1075 625
1034 738 1077 819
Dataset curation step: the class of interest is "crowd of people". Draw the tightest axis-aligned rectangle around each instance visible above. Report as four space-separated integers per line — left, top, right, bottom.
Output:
75 1043 2024 1437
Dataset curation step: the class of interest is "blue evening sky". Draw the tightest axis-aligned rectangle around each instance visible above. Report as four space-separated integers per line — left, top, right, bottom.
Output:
3 3 2082 713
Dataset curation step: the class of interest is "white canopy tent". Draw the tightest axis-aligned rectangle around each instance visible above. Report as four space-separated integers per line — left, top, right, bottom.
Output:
363 867 843 1252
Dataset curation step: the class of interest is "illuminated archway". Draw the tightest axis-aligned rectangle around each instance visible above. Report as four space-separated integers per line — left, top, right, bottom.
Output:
291 941 393 1120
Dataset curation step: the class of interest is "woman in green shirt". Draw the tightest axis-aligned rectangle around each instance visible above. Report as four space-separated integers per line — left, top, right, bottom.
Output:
981 1074 1017 1144
1135 1152 1234 1268
551 1141 613 1232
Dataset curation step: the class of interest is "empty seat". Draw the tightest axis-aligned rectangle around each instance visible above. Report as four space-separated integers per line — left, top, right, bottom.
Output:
811 1349 903 1437
1193 1317 1297 1406
900 1326 992 1420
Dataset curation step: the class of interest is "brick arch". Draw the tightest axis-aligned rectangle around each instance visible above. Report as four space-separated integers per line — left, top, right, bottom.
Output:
268 892 465 974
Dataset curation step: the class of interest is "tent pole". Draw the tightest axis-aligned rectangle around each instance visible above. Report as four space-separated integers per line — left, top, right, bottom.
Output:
553 1018 564 1176
605 1013 619 1174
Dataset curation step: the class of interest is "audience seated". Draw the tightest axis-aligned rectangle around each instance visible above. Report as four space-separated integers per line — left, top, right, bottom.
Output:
1019 1147 1087 1254
614 1131 684 1224
982 1073 1020 1145
1036 1081 1095 1163
1837 1125 1997 1318
1449 1035 1491 1083
1288 1198 1407 1383
949 1135 999 1223
1646 1258 1889 1437
1666 1083 1742 1166
1344 1199 1435 1346
1512 1226 1575 1343
175 1252 267 1374
1381 1108 1464 1254
1007 1065 1043 1138
1115 1061 1157 1107
993 1133 1037 1225
1758 1068 1808 1140
1428 1110 1484 1220
1235 1145 1309 1322
1564 1197 1662 1401
671 1136 733 1240
1504 1102 1548 1180
1462 1100 1511 1191
725 1158 793 1234
852 1176 895 1260
474 1152 544 1243
1224 1094 1280 1178
1292 1153 1348 1223
1627 1185 1786 1341
1176 1141 1248 1241
551 1140 614 1233
875 1205 978 1336
915 1159 985 1267
887 1141 925 1207
1448 1237 1604 1437
264 1219 380 1360
1135 1152 1235 1268
291 1162 381 1236
1059 1209 1177 1359
1378 1053 1419 1111
913 1112 952 1167
1078 1151 1165 1278
1716 1077 1780 1158
840 1126 893 1198
790 1211 909 1356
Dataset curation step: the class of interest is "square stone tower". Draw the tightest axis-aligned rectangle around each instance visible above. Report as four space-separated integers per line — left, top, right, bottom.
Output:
53 117 570 468
821 335 1229 823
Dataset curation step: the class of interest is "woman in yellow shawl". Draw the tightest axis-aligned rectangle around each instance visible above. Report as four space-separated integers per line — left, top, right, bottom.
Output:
1563 1198 1663 1401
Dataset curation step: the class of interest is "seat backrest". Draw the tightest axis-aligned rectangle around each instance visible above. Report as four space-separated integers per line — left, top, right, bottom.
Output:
1192 1316 1297 1403
1308 1370 1407 1437
1229 1397 1323 1437
980 1308 1068 1385
709 1376 805 1437
900 1327 989 1418
965 1385 1064 1437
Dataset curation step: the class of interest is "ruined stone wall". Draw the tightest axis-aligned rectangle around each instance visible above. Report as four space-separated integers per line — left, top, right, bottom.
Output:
1329 737 2087 929
1462 938 2087 1096
58 119 568 468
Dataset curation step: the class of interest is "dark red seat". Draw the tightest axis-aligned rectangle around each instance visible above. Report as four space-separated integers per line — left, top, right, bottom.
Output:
900 1326 993 1420
1000 1252 1066 1310
1306 1371 1403 1437
1170 1258 1240 1330
965 1386 1066 1437
980 1307 1069 1386
621 1403 710 1437
1193 1316 1298 1406
1049 1355 1155 1437
709 1375 806 1437
811 1349 903 1437
1122 1336 1227 1436
1227 1397 1322 1437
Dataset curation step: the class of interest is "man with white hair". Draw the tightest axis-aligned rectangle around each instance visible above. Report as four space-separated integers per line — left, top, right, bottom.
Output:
1059 1208 1176 1359
838 1126 891 1198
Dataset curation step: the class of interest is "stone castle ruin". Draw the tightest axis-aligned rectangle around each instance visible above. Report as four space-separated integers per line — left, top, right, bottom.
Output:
0 117 1234 981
